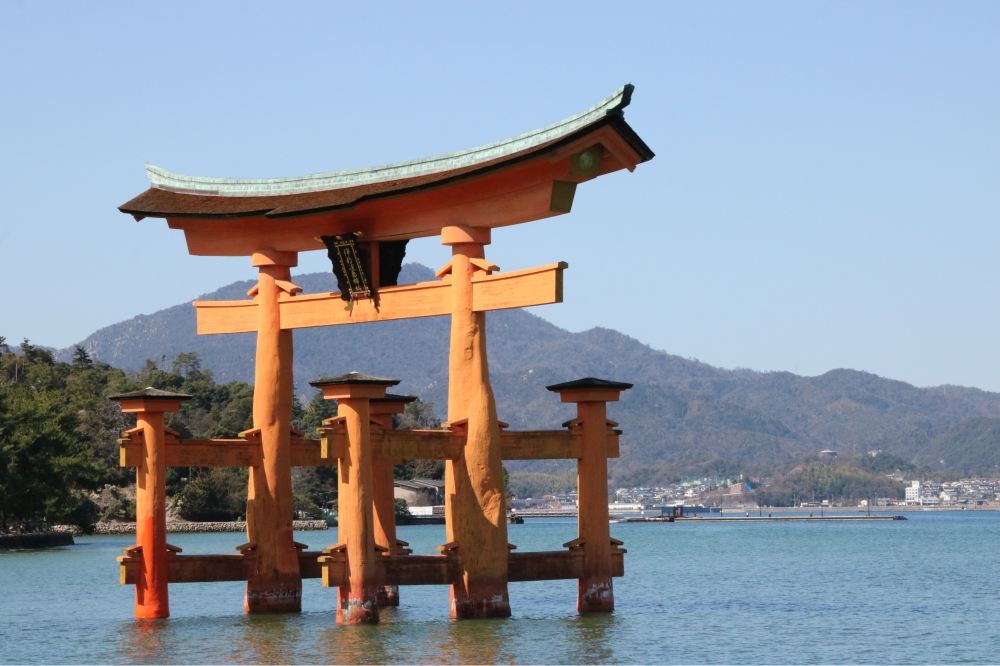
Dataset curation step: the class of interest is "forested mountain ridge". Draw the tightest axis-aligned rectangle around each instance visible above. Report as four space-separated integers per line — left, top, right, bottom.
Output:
57 264 1000 480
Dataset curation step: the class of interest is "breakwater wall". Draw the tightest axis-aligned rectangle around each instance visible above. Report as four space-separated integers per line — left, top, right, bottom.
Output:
53 520 329 536
0 532 75 550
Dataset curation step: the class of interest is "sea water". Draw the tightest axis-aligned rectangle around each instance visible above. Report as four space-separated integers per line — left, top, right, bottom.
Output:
1 512 998 664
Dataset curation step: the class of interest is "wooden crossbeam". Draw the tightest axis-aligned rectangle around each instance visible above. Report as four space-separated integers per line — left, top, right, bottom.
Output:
118 427 618 467
290 438 342 466
118 551 324 584
498 430 620 460
193 262 567 335
371 430 462 461
119 435 346 468
118 550 624 586
120 439 261 468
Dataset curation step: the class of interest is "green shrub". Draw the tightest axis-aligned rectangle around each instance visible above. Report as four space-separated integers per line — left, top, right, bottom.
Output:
175 468 246 521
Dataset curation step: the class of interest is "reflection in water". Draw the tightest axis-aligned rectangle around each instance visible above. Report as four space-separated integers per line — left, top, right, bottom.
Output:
315 621 392 664
117 619 170 664
560 614 619 664
435 619 514 665
234 613 307 664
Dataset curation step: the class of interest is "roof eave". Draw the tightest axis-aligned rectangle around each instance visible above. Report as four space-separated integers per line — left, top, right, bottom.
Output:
119 116 654 222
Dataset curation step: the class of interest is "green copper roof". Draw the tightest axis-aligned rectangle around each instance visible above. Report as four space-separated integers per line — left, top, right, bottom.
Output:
145 85 636 197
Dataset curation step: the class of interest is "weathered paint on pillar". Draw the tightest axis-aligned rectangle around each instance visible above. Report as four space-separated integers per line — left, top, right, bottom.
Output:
311 373 400 624
547 377 633 614
368 394 414 607
441 225 511 619
136 410 169 618
576 400 613 612
110 388 190 619
336 397 379 623
370 412 397 606
245 249 302 613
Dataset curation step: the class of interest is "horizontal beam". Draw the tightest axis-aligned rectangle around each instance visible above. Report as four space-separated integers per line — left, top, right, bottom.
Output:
120 439 260 468
499 430 618 460
120 435 346 468
120 550 624 586
291 438 342 466
193 263 566 335
472 263 565 312
372 430 462 461
119 427 617 468
119 551 324 585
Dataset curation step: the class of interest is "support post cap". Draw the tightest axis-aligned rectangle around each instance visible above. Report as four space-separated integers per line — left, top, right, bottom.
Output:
251 248 298 267
109 387 192 413
546 377 633 403
310 372 401 400
440 225 491 246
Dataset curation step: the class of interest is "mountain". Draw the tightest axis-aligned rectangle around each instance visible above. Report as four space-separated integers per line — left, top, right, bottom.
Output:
59 264 1000 480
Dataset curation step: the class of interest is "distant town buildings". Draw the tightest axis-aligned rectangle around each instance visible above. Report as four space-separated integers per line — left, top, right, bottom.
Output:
393 478 445 506
594 476 1000 510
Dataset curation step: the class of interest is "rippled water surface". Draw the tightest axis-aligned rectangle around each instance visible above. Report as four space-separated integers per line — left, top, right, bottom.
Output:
2 512 999 664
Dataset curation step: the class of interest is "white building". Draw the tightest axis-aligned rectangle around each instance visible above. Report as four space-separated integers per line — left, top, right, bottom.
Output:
905 481 921 504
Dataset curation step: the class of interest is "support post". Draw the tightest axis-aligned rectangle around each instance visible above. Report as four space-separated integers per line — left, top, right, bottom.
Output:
369 394 417 607
547 377 632 613
245 249 302 613
440 224 511 619
311 373 401 624
110 388 191 619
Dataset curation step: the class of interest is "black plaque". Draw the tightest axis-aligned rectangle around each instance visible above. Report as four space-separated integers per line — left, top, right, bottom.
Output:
320 234 371 302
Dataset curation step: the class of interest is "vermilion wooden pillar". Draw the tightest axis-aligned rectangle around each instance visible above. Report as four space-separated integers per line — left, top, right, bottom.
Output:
440 224 511 619
110 388 191 619
547 378 632 613
369 393 417 607
311 373 400 624
246 248 303 613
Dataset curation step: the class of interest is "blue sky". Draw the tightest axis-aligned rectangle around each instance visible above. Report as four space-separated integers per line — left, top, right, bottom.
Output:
1 2 997 390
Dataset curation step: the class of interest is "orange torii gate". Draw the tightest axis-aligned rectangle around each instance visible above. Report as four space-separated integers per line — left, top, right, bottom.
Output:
112 85 653 622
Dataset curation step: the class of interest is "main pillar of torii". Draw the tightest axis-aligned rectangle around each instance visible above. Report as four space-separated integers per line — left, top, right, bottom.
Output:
118 84 653 617
440 224 510 617
245 248 301 612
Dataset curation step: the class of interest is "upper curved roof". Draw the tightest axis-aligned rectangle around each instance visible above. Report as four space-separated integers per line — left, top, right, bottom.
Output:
120 84 653 221
150 86 636 197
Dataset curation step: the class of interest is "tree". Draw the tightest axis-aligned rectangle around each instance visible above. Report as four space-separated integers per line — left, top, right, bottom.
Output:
293 493 325 519
0 384 104 532
171 351 202 378
71 345 94 371
394 498 411 521
392 397 445 480
175 468 246 521
292 391 339 439
393 397 441 429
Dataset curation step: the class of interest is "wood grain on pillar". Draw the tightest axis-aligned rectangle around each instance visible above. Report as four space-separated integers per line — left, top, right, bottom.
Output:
245 250 302 613
443 226 511 619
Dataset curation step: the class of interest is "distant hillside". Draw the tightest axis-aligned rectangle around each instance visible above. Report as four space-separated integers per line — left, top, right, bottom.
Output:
59 263 1000 479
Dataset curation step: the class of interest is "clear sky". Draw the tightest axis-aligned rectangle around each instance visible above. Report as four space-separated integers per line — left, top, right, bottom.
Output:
1 2 997 390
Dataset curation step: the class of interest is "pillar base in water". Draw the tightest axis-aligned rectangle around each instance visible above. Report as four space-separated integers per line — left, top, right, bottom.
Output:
578 578 614 613
134 589 169 620
244 574 302 613
377 585 399 607
451 584 512 619
337 586 380 624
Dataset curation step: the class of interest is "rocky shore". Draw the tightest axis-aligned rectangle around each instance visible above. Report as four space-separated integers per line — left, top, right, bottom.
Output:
0 532 75 550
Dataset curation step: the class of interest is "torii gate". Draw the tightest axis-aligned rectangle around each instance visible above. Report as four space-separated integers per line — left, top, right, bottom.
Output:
113 85 653 622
